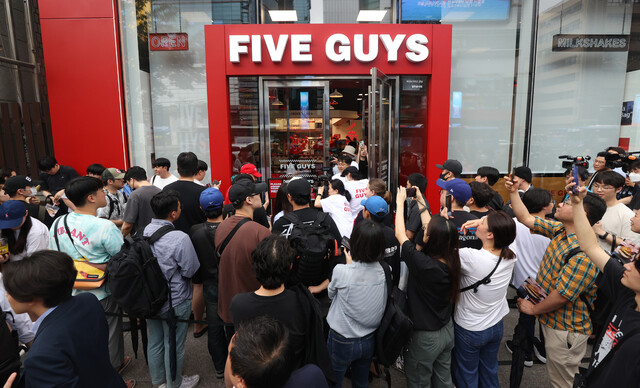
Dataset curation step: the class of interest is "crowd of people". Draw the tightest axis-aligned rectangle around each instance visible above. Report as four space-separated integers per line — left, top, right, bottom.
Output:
1 145 640 388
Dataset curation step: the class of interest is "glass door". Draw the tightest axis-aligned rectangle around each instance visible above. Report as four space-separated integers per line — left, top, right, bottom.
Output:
369 68 398 191
260 80 330 181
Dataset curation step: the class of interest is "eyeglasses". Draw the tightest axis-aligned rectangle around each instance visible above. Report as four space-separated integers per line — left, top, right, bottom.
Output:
592 184 615 192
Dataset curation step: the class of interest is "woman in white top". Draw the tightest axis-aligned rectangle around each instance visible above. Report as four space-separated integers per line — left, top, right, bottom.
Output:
313 179 354 238
342 166 369 217
0 200 49 263
327 219 387 388
453 211 517 388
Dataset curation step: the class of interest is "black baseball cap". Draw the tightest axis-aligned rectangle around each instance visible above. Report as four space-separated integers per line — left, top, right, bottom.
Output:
436 159 463 176
3 175 36 194
228 179 267 203
287 178 311 200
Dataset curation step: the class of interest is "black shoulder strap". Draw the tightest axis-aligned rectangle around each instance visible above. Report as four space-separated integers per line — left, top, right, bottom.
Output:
282 212 300 225
107 195 116 219
461 255 503 293
217 218 250 257
148 224 175 244
62 215 83 259
563 247 594 315
52 216 62 251
379 261 393 303
314 211 328 226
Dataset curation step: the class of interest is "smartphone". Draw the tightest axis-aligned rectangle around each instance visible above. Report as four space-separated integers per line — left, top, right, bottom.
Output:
212 179 220 186
406 187 417 198
445 194 452 215
341 237 351 252
359 140 365 148
572 165 580 195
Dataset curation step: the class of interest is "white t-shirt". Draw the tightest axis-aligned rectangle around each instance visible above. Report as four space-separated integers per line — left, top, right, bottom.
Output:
455 248 516 331
9 217 50 262
344 179 369 217
332 161 359 176
331 173 347 182
510 218 550 287
320 194 355 238
599 202 640 251
151 174 178 190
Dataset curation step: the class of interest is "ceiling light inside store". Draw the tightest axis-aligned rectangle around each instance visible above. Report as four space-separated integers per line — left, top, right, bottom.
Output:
272 98 284 106
330 89 343 98
269 10 298 22
357 10 387 22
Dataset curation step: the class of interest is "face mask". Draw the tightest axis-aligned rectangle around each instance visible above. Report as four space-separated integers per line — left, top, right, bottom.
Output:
28 187 37 196
629 172 640 183
439 172 448 180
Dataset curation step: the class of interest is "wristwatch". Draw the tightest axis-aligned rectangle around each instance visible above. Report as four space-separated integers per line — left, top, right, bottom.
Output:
598 232 609 240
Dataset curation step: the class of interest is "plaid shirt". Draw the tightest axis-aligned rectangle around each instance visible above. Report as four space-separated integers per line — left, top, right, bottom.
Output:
533 217 599 335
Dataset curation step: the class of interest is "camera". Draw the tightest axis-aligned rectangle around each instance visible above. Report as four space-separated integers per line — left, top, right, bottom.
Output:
604 152 640 172
558 155 590 170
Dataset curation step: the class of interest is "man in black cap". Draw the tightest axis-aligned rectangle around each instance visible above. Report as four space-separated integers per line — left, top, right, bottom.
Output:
475 166 505 211
272 178 341 296
3 175 53 227
503 166 533 217
436 159 463 182
214 178 271 340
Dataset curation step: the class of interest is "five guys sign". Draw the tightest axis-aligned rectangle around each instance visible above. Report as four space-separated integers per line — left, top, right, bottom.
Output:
217 24 438 75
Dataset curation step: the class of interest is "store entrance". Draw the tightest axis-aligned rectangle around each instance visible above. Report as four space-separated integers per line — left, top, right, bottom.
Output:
259 69 398 190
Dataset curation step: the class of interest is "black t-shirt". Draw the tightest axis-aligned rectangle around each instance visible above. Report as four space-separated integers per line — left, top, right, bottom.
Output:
189 222 220 285
448 211 482 249
488 191 504 211
38 165 79 193
353 209 394 229
587 260 640 387
470 210 490 219
401 240 453 331
272 207 342 243
406 199 430 235
223 203 270 229
382 224 401 286
163 180 206 233
230 290 306 366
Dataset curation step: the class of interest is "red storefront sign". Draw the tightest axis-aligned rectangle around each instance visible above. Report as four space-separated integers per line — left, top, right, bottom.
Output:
268 179 283 199
149 33 189 51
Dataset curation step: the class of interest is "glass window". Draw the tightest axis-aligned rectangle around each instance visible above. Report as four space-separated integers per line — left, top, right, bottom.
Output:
261 0 392 24
399 75 427 186
229 76 260 174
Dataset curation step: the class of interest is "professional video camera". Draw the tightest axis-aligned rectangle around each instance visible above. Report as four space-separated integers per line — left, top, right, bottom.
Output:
558 155 590 170
604 151 640 172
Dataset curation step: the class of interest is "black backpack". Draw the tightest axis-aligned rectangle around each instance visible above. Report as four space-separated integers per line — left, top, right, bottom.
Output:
375 261 413 369
0 310 21 384
106 225 174 318
283 212 335 287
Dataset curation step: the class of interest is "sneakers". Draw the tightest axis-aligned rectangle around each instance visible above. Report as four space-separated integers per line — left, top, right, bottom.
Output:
532 337 547 364
158 375 200 388
505 340 533 367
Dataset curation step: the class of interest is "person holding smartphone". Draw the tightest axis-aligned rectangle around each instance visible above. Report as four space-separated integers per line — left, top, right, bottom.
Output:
436 178 482 250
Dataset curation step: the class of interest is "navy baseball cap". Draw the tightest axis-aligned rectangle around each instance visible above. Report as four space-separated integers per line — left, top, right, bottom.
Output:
0 200 27 229
199 188 224 211
436 178 472 204
361 195 388 218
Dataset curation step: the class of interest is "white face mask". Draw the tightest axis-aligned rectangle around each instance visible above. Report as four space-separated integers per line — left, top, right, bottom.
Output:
29 187 38 196
629 172 640 183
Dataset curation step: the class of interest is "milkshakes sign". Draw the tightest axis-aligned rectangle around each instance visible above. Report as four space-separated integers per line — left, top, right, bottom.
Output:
216 24 439 76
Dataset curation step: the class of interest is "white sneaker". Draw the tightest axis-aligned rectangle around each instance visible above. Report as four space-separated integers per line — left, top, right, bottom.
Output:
178 375 200 388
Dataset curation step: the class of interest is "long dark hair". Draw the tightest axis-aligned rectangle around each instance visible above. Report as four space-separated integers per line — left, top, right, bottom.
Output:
351 219 385 263
424 216 461 303
271 183 292 224
486 211 516 260
330 179 351 202
1 215 32 255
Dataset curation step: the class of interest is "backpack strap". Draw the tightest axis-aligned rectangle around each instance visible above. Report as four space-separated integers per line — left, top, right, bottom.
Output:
461 255 503 293
147 224 175 244
379 260 393 301
52 216 62 251
106 194 117 219
61 215 84 259
216 218 250 257
563 247 594 315
282 212 300 226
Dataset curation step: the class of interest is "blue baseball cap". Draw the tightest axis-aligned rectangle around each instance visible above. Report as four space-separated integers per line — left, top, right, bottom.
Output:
0 200 27 229
361 195 388 218
199 188 224 211
436 178 472 204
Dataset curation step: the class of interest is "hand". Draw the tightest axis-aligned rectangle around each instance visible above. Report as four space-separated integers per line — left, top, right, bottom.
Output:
516 298 536 315
396 187 407 206
460 219 481 234
3 372 16 388
263 195 270 209
308 285 322 294
53 189 65 204
28 196 41 205
0 254 9 264
360 145 368 158
504 174 518 194
565 176 587 205
330 157 338 165
213 179 222 189
344 249 352 264
439 206 450 219
593 221 604 236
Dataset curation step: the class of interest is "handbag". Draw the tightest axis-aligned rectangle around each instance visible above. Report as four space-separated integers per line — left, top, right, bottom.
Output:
52 215 106 290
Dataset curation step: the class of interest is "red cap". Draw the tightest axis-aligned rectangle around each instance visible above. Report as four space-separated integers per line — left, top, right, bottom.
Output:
240 163 262 178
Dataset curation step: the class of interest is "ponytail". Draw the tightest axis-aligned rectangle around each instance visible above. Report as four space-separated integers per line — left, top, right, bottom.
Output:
382 190 392 204
500 246 516 261
330 179 351 202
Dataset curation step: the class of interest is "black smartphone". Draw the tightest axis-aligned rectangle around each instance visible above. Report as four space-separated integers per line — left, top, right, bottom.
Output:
406 187 417 198
572 165 580 195
341 237 351 252
445 194 452 212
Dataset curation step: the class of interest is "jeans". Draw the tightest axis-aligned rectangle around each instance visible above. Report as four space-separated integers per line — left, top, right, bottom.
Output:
147 299 191 387
327 329 375 388
453 320 503 388
203 283 227 373
405 319 455 388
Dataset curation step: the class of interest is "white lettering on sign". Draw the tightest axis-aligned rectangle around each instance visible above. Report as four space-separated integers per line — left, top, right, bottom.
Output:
229 33 429 64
